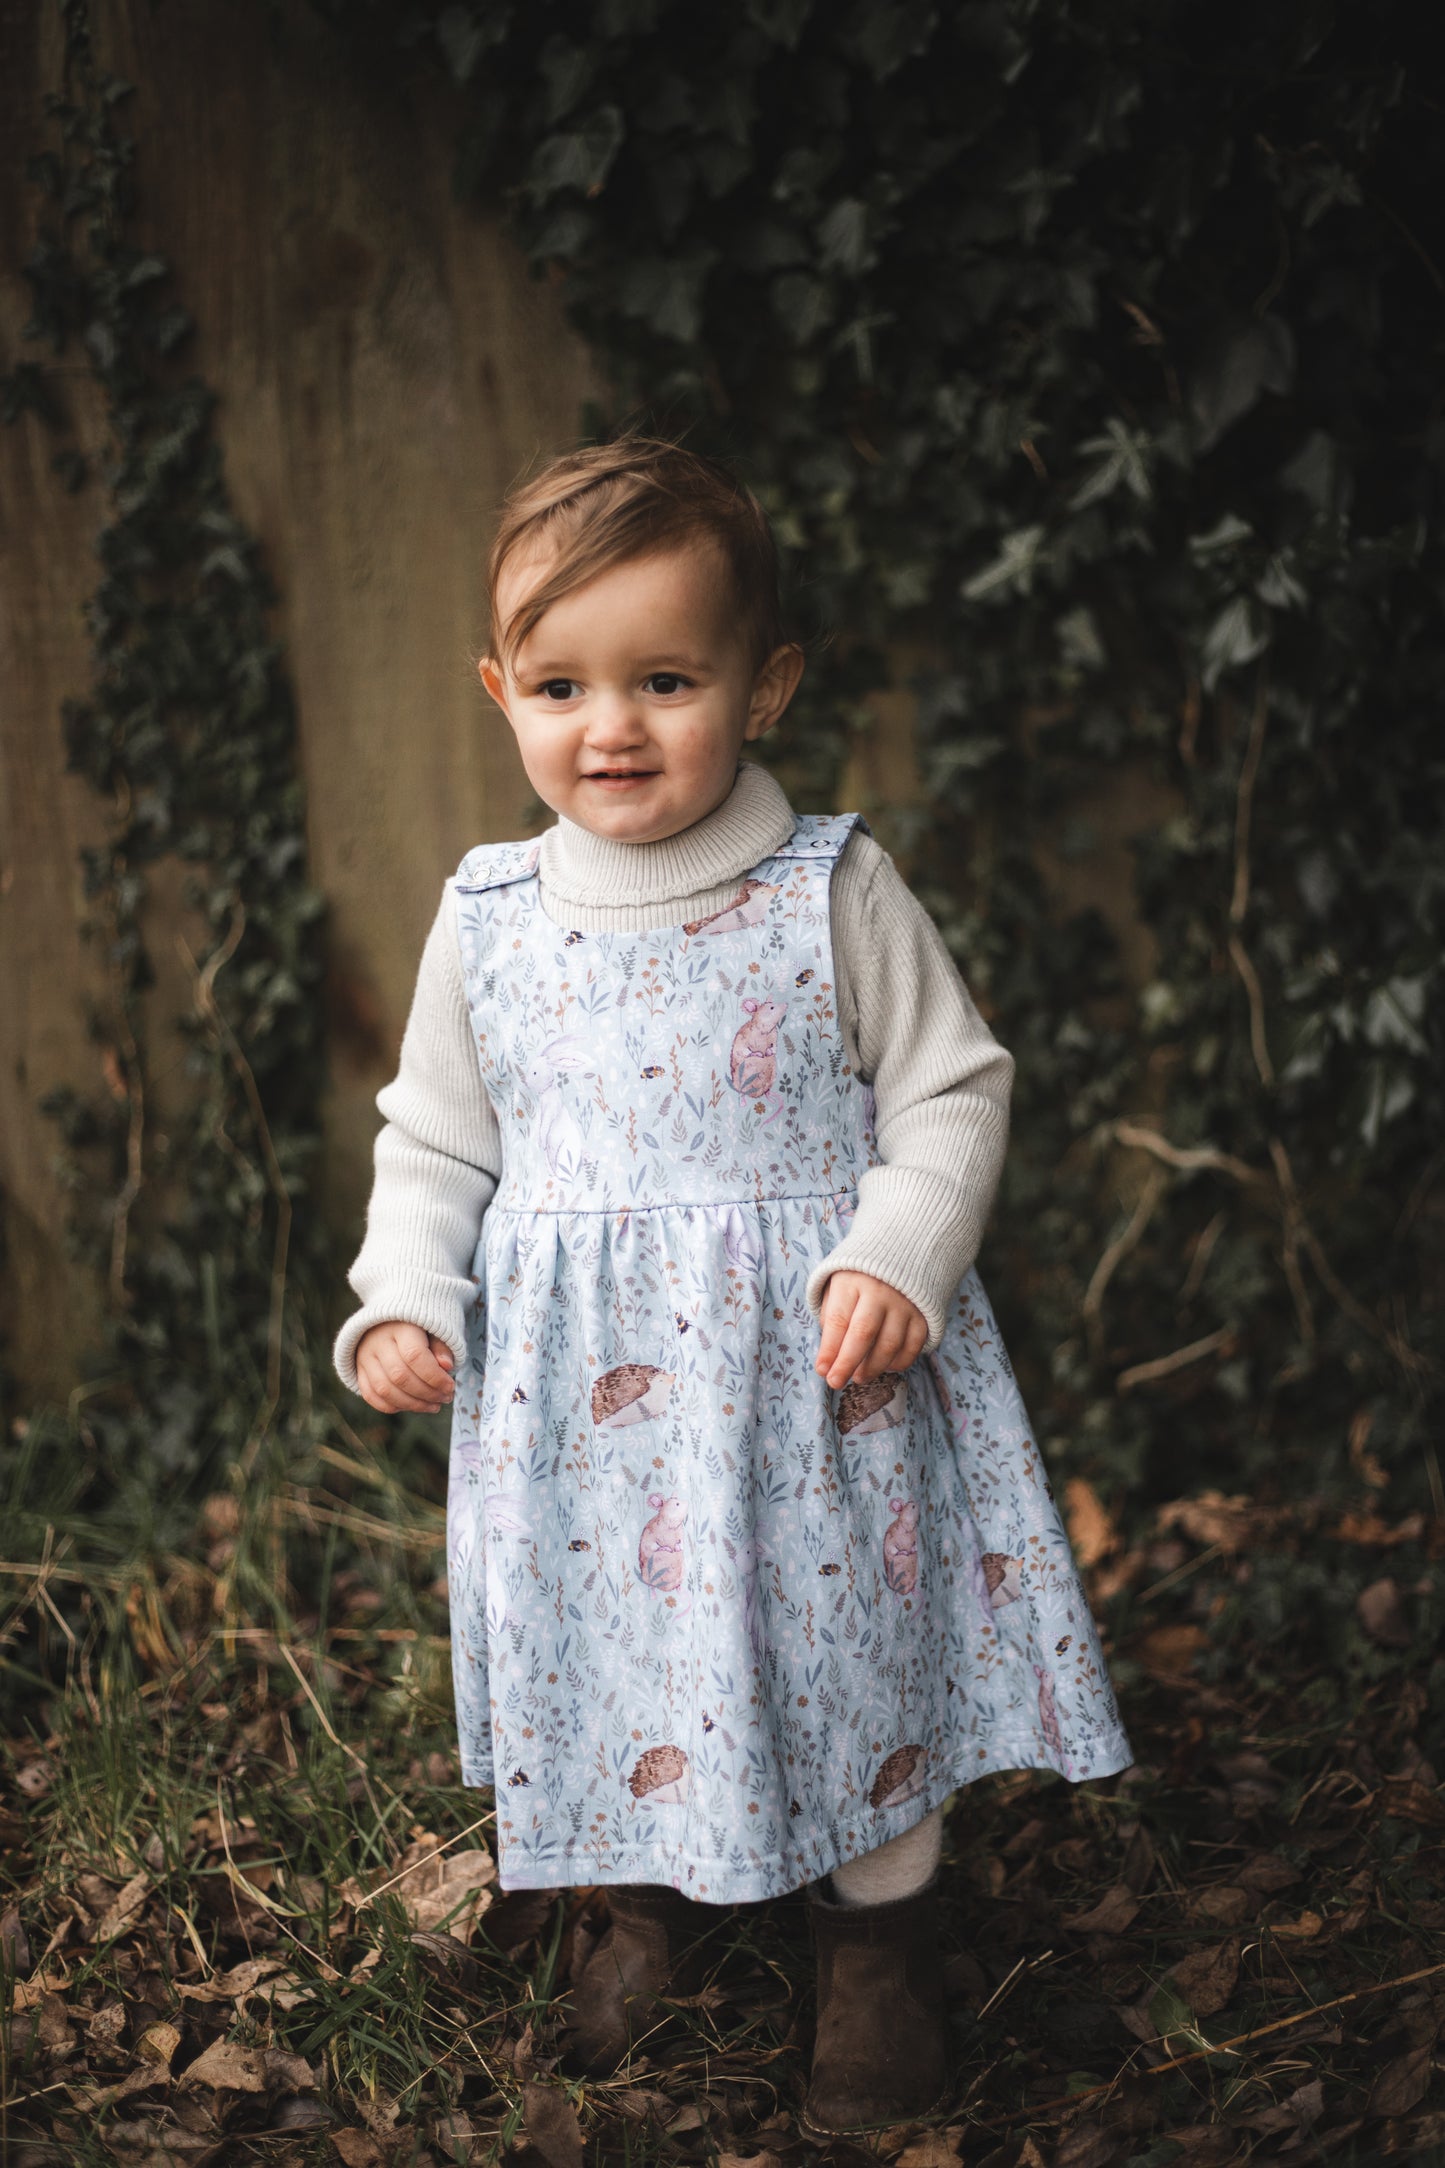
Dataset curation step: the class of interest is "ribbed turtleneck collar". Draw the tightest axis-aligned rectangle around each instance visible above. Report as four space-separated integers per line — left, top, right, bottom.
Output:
537 760 796 910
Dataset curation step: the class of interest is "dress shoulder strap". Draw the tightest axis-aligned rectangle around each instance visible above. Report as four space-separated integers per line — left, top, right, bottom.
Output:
764 810 871 868
453 837 543 893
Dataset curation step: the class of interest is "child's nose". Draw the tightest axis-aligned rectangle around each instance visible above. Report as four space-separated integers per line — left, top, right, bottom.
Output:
586 693 648 745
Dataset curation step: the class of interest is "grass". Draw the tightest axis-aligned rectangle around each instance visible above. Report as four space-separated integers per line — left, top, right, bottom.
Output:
3 1397 1445 2166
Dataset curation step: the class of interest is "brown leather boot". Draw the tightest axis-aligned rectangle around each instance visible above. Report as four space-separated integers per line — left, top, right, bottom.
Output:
804 1878 949 2133
557 1884 715 2075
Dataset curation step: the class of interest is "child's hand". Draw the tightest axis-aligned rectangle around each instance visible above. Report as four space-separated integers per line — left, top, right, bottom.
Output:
815 1271 928 1391
355 1322 456 1414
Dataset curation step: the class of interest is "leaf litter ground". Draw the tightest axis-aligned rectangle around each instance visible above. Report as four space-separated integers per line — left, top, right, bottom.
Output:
3 1465 1444 2167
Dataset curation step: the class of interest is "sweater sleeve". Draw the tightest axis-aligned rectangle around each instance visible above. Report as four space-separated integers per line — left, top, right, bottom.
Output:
332 883 502 1393
804 833 1014 1352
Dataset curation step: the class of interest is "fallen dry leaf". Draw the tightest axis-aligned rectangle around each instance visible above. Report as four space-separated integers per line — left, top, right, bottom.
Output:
1368 2043 1433 2120
1065 1477 1117 1568
716 2154 783 2168
1188 1884 1252 1927
1 1903 31 1974
1379 1777 1445 1830
522 2080 585 2168
895 2136 963 2168
1235 1852 1301 1895
178 2038 271 2096
1054 2124 1120 2168
177 1954 289 2003
1156 1490 1266 1553
1168 1937 1240 2018
135 2018 182 2067
345 1832 497 1941
331 2134 387 2168
1270 1908 1324 1941
1062 1884 1141 1935
1136 1622 1206 1680
95 1869 152 1943
1358 1576 1412 1648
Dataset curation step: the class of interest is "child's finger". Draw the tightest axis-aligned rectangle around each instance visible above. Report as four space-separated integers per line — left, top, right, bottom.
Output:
814 1279 859 1376
824 1293 888 1389
401 1340 454 1399
428 1335 456 1373
859 1310 911 1383
373 1339 449 1413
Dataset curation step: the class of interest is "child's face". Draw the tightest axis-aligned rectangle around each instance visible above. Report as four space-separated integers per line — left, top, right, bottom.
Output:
481 542 803 844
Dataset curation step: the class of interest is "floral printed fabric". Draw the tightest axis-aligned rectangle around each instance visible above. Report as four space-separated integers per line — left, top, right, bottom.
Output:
447 814 1131 1900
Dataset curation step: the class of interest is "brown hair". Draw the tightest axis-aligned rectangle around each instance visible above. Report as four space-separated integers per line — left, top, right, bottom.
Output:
487 437 787 671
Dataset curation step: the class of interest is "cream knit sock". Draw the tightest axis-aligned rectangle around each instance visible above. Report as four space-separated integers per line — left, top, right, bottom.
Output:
830 1805 944 1906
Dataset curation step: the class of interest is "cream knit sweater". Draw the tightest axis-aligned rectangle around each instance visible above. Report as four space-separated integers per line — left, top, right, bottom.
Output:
333 761 1013 1391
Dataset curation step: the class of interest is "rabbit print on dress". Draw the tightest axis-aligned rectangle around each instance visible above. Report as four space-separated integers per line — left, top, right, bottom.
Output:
444 813 1131 1902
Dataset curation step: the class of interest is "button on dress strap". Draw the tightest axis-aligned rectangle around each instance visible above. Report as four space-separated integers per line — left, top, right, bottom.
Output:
453 838 543 893
760 810 870 870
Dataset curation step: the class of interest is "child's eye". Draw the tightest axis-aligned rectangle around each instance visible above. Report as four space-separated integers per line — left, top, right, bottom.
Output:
539 679 580 701
645 672 692 696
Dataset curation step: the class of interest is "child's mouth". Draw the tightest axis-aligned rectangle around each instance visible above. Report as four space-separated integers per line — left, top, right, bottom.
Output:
586 770 656 787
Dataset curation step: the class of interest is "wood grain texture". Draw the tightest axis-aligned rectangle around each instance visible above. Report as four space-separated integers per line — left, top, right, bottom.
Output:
0 0 594 1400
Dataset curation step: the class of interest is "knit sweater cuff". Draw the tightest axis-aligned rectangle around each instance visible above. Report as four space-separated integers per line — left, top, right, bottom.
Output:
333 1275 474 1397
804 1164 988 1354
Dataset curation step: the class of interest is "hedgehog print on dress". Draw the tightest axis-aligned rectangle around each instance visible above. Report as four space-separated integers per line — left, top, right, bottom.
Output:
836 1372 908 1436
591 1363 674 1429
445 809 1132 1905
982 1553 1024 1607
629 1745 690 1805
869 1744 929 1810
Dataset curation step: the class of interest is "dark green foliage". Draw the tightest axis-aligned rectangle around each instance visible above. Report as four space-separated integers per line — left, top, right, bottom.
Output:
321 0 1443 1510
2 2 326 1512
5 0 1442 1530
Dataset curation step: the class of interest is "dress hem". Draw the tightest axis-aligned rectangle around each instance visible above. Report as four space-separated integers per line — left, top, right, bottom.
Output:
463 1734 1135 1903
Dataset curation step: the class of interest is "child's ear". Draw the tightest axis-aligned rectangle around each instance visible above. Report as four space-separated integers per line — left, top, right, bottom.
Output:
479 656 510 714
744 642 805 740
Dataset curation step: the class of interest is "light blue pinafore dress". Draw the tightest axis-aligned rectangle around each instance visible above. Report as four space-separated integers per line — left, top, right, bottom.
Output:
446 814 1131 1901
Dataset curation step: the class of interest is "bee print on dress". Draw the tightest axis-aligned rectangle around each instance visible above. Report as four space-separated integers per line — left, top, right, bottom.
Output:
729 996 788 1125
883 1498 920 1596
869 1744 929 1811
628 1744 690 1805
836 1372 908 1436
795 968 814 986
638 1494 687 1593
592 1363 675 1429
682 879 780 936
640 1065 665 1079
981 1553 1024 1607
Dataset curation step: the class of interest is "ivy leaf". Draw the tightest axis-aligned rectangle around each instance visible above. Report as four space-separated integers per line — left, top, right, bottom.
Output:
1199 596 1268 689
817 198 871 275
961 525 1048 602
1068 419 1153 510
527 107 626 200
1191 316 1295 452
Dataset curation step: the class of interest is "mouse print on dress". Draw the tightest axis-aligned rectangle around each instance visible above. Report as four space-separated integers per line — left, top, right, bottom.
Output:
729 996 788 1126
638 1493 687 1592
883 1497 920 1596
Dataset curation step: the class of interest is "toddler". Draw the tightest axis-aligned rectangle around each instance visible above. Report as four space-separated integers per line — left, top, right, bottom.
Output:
335 439 1130 2131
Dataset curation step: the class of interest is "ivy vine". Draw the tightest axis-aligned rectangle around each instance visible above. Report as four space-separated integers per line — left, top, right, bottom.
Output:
321 0 1445 1523
5 0 1442 1601
3 0 326 1532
